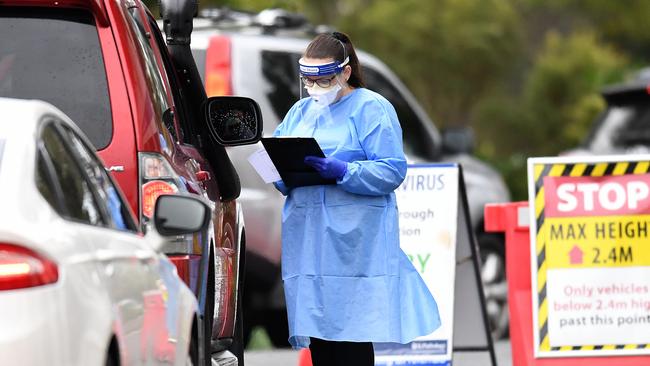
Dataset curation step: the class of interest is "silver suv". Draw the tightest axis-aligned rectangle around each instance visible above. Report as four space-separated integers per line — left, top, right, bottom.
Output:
564 68 650 157
185 8 511 342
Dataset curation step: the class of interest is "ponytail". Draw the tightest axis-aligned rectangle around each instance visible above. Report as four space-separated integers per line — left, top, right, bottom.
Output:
332 32 365 88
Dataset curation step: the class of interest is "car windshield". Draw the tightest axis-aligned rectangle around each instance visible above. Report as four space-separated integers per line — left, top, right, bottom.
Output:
0 9 113 150
588 100 650 153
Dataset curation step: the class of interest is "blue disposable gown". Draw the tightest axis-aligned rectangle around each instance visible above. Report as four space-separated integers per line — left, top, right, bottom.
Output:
274 88 441 349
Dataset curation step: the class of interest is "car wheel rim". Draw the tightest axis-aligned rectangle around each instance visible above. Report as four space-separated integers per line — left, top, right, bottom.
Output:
481 250 508 339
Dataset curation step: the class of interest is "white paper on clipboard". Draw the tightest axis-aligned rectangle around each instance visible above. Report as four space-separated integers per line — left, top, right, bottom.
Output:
247 148 281 183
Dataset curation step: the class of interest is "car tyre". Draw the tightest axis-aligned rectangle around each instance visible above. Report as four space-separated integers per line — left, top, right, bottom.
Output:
105 338 119 366
477 231 509 339
242 304 255 347
204 247 215 366
189 317 199 366
105 353 117 366
105 340 120 366
229 234 246 365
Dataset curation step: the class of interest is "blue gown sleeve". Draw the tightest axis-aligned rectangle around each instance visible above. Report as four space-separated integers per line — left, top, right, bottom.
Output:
338 98 407 196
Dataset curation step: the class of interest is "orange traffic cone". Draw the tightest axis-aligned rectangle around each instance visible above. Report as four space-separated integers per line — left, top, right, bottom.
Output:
297 348 312 366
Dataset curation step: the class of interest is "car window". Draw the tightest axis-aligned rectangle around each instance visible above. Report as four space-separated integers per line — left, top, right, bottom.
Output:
60 125 137 232
587 99 650 153
260 50 302 122
35 148 63 212
0 9 113 150
192 49 207 84
40 123 103 225
362 66 433 160
126 8 177 141
148 15 195 145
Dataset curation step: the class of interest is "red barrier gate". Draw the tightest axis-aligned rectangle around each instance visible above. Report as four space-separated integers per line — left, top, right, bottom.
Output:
485 201 649 365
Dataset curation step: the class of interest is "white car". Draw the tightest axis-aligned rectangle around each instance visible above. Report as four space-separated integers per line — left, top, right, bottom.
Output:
0 98 206 365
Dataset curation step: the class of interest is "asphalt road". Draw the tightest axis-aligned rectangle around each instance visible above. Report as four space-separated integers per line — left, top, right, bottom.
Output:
244 340 512 366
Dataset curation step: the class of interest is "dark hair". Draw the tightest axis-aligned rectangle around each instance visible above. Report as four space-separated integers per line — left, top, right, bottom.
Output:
304 31 365 88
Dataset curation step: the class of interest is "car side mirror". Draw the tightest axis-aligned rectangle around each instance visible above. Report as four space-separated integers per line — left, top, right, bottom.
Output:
153 194 211 237
441 126 475 155
204 96 263 146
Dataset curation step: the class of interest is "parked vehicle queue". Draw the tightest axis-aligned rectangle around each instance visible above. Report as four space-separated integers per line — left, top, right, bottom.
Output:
0 1 263 365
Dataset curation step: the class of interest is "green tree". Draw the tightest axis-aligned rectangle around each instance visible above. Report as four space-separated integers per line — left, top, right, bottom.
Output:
524 32 625 150
338 0 523 127
529 0 650 59
476 30 627 199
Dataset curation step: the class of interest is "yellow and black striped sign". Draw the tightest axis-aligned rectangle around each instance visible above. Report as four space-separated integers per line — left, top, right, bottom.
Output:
531 158 650 355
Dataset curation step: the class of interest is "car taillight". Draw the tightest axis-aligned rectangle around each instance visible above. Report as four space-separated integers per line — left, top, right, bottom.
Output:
0 243 58 291
142 181 177 218
139 153 180 221
205 35 233 96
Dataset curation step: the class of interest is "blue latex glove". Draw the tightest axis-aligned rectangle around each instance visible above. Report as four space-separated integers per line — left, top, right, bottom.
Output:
304 156 348 180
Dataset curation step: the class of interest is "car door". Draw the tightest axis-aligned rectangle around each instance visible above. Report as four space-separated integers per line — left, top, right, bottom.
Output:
129 5 213 200
62 122 188 364
33 122 110 366
40 120 170 364
142 9 243 343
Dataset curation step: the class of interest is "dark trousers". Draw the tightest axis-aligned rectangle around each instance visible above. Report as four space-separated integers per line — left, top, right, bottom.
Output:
309 337 374 366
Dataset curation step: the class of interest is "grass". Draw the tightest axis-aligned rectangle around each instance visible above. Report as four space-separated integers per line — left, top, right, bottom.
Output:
246 326 274 350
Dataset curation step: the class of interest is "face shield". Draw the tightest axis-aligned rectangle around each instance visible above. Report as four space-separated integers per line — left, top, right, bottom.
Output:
294 57 349 136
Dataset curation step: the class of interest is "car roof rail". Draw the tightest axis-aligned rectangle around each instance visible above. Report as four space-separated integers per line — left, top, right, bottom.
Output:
196 6 334 36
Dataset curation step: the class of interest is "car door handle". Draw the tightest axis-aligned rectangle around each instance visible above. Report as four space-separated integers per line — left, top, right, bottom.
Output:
95 250 115 277
104 263 115 277
96 249 113 262
135 250 153 264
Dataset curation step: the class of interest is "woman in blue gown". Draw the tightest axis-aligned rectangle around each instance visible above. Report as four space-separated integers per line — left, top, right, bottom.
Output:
273 32 441 366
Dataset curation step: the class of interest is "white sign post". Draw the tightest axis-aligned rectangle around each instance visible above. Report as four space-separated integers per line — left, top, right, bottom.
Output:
375 164 459 366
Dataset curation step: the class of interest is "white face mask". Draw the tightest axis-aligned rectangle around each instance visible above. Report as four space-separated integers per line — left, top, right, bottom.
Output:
305 82 342 107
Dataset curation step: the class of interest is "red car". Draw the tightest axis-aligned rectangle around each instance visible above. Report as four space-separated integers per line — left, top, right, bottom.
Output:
0 1 262 365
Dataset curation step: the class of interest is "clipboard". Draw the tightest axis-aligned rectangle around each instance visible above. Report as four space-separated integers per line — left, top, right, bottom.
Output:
261 137 336 188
